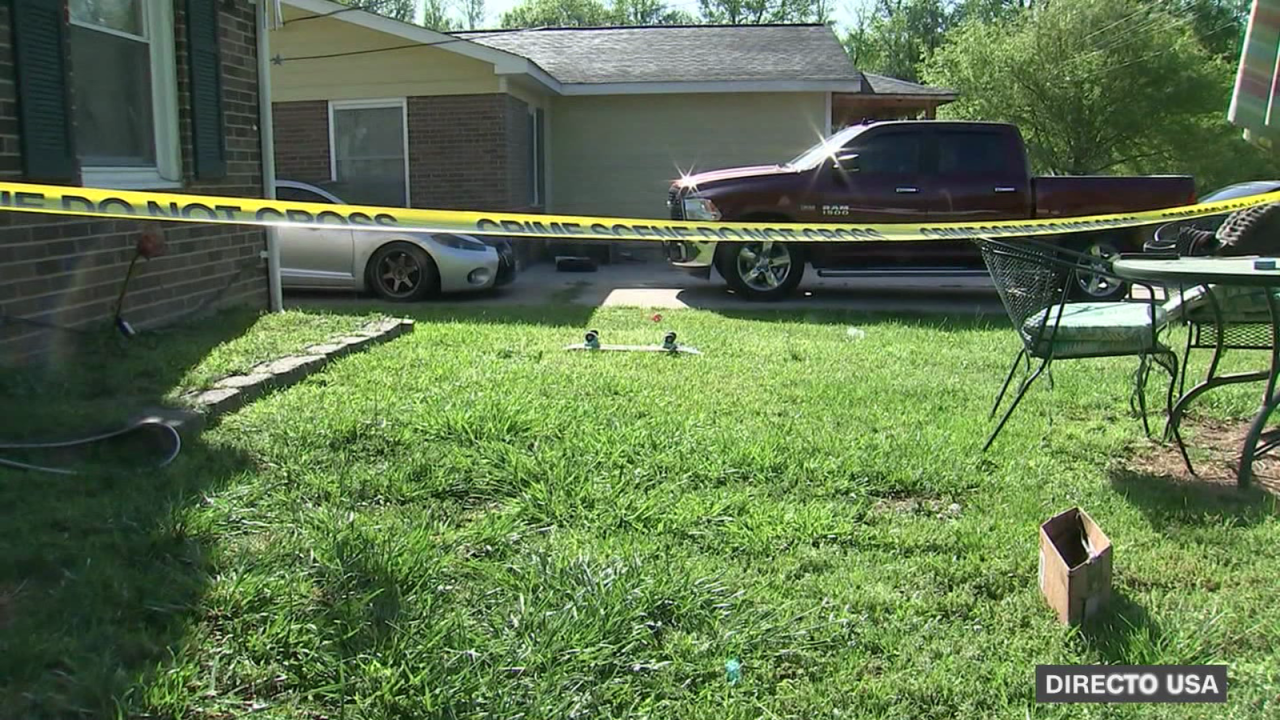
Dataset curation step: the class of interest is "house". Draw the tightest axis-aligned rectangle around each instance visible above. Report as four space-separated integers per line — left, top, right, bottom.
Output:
269 0 955 235
0 0 273 361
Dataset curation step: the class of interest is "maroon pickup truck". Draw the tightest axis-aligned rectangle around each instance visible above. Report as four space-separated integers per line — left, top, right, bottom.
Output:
665 120 1197 300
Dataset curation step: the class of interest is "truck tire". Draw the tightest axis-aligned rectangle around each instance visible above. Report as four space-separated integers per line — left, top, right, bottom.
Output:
716 241 805 301
1068 236 1129 302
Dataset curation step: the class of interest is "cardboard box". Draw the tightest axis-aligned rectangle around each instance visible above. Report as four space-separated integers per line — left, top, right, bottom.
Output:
1038 507 1112 625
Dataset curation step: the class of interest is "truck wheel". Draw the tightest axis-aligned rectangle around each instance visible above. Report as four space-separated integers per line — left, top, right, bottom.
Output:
717 241 805 301
1069 236 1129 302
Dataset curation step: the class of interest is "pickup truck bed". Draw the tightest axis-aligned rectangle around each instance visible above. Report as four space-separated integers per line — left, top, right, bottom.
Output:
1034 176 1196 219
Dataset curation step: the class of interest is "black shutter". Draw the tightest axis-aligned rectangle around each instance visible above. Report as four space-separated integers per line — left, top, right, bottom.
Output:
534 108 546 206
186 0 226 179
11 0 77 183
526 112 535 205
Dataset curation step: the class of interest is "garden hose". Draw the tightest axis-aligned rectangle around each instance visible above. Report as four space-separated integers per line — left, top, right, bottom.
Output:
0 417 182 476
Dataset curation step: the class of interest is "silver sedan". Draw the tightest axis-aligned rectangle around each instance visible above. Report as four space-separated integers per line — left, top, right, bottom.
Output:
274 180 517 301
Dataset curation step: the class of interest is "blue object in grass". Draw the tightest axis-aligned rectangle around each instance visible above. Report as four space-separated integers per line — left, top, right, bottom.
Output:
725 658 742 684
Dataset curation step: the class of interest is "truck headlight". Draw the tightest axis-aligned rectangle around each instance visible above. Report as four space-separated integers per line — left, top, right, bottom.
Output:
682 197 722 221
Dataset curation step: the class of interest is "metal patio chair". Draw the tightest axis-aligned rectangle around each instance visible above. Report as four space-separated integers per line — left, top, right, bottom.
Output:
977 238 1179 451
1161 283 1280 473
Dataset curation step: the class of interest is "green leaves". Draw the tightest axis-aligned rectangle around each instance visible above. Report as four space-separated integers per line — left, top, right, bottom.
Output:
923 0 1278 189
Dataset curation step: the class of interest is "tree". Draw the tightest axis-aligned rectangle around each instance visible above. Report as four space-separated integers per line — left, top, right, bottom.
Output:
610 0 695 25
843 0 953 83
461 0 486 29
696 0 826 25
500 0 613 27
922 0 1277 189
1160 0 1251 62
336 0 417 22
421 0 459 30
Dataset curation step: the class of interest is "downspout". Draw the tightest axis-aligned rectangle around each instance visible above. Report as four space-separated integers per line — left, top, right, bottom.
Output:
256 0 283 312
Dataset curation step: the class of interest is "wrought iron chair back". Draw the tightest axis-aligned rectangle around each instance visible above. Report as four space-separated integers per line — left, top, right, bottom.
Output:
975 237 1177 451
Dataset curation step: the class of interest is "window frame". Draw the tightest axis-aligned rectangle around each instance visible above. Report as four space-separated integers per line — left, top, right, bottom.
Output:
70 0 181 190
841 130 924 176
327 97 411 208
934 129 1022 177
527 107 545 208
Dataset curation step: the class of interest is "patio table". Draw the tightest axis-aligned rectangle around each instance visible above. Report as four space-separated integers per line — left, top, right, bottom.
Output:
1111 256 1280 487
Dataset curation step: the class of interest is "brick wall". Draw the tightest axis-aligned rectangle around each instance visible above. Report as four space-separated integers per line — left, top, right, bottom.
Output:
0 1 268 364
406 94 509 211
272 100 330 184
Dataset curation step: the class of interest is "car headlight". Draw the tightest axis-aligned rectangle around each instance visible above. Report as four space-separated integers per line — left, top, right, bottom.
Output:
682 196 722 221
434 234 490 252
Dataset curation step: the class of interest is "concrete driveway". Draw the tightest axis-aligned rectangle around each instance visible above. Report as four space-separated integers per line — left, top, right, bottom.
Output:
285 260 1005 315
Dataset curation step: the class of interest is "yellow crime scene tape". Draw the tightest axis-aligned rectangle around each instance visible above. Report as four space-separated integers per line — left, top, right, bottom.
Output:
1 181 1278 242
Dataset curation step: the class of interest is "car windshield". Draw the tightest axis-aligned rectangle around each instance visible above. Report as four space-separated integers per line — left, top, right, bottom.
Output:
785 125 874 170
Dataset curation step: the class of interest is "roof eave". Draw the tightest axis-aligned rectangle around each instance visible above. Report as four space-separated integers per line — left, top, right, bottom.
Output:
559 80 864 96
280 0 562 94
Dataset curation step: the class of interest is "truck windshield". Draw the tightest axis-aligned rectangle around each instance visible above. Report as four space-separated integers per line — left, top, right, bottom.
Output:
785 125 873 170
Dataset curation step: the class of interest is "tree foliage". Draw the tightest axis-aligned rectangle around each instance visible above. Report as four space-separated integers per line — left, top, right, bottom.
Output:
337 0 417 22
696 0 826 24
461 0 486 29
421 0 459 30
923 0 1276 189
843 0 951 82
500 0 825 27
500 0 613 27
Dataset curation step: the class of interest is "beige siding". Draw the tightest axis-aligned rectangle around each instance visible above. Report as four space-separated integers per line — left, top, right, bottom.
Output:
549 93 827 219
270 14 500 102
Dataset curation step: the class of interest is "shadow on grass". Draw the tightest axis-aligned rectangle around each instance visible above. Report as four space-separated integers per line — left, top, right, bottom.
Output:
674 286 1006 324
1108 468 1280 530
0 310 263 717
285 288 601 330
0 308 262 438
1075 591 1165 665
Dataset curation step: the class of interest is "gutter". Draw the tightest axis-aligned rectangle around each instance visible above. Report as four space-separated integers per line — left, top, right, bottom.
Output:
256 0 284 312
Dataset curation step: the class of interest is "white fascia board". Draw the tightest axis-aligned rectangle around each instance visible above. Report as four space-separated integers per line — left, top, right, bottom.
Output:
558 80 865 96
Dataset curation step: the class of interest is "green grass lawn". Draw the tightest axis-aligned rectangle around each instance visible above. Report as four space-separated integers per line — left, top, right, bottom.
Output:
1 305 1278 719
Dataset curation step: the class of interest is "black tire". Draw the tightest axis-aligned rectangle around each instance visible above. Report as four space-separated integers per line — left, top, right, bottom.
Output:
1068 235 1129 302
366 242 439 302
716 240 806 301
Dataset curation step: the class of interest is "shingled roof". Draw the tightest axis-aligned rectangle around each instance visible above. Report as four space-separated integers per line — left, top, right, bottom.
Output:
861 73 955 97
455 24 864 86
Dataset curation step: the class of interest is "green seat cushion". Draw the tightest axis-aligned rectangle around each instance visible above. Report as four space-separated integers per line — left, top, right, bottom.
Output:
1162 284 1279 324
1022 301 1167 357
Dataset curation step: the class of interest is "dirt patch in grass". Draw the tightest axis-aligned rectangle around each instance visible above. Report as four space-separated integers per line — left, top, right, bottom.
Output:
1126 418 1280 496
871 496 963 519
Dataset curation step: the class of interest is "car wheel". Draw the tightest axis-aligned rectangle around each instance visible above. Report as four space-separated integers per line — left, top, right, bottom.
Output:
1069 236 1129 302
367 242 439 301
717 241 805 301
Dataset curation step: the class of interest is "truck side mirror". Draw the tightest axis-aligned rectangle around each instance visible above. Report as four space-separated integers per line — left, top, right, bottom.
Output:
832 153 860 172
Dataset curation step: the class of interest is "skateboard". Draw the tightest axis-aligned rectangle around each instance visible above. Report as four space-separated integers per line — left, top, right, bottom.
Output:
565 330 702 354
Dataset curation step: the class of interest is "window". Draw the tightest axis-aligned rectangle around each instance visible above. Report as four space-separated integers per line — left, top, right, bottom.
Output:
844 132 920 175
528 108 546 207
69 0 180 187
937 131 1019 176
329 99 409 208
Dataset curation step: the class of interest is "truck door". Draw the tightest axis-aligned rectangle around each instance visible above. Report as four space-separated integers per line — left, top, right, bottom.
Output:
929 127 1031 221
814 127 935 268
919 127 1032 269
